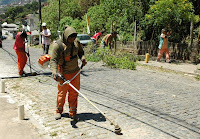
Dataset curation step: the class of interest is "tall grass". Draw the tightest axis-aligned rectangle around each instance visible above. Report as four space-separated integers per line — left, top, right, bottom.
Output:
85 46 140 70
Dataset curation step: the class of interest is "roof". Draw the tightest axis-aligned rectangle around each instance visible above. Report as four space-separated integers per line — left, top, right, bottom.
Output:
2 24 18 28
2 28 18 31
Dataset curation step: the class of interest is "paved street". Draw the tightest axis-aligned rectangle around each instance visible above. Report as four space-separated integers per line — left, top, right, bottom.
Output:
0 39 200 139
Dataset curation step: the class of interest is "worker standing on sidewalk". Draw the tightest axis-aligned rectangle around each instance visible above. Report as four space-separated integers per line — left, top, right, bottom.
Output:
50 26 87 120
157 27 172 63
13 30 29 77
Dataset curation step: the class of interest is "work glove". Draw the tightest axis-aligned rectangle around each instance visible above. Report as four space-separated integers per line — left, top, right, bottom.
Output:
53 73 63 82
26 52 30 57
81 57 87 67
40 32 45 36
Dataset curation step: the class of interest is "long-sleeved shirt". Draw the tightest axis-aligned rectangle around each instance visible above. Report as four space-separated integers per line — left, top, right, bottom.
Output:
50 39 85 74
13 32 25 52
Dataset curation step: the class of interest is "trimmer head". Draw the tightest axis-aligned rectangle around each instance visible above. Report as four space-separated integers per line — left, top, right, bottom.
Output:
114 125 122 135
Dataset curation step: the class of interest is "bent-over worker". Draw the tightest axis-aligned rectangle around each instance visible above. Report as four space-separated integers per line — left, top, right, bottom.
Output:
13 30 29 77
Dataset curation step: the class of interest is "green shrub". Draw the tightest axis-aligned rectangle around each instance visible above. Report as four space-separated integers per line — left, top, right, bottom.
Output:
85 47 137 70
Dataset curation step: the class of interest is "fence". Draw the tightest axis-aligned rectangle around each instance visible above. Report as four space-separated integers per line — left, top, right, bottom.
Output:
118 40 200 61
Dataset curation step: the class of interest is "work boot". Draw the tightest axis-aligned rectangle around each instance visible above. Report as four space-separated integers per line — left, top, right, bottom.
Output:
156 59 161 62
19 74 25 77
166 59 171 63
55 113 62 120
69 114 79 121
69 111 79 120
19 71 27 77
22 71 28 76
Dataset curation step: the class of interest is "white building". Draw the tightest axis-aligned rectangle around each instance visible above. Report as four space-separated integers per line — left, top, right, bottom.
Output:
1 22 18 39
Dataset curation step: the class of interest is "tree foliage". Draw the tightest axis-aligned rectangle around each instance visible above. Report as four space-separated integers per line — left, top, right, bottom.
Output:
0 1 39 23
41 0 199 43
144 0 199 42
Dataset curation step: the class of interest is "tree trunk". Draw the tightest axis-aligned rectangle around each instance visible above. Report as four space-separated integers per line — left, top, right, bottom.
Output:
134 20 137 44
38 0 42 44
189 21 194 48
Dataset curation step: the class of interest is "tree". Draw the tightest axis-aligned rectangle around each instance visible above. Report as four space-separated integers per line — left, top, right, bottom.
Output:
87 0 144 41
42 0 59 38
1 2 38 23
144 0 200 42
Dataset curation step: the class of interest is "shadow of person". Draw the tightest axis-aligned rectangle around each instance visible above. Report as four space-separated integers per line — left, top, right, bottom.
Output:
61 112 116 134
62 112 106 122
61 112 106 128
77 113 106 122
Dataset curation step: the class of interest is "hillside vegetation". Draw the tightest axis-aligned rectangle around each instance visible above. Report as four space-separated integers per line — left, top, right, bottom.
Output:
41 0 200 44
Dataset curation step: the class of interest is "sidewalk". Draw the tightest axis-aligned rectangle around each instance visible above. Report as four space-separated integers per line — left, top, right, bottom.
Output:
0 48 42 139
137 60 200 76
0 94 41 139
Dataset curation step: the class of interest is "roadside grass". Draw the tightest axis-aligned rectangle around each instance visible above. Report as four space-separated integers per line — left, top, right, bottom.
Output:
195 75 200 81
50 132 57 137
84 45 144 70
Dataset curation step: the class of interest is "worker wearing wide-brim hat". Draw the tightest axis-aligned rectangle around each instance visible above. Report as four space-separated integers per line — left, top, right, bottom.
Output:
50 26 87 120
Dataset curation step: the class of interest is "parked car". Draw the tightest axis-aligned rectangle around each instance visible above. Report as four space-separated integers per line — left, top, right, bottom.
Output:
77 34 92 47
0 39 2 48
1 36 7 40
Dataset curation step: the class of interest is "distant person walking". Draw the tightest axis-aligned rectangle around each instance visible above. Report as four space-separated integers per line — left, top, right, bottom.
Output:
40 23 51 54
157 28 172 63
13 30 29 77
101 31 117 51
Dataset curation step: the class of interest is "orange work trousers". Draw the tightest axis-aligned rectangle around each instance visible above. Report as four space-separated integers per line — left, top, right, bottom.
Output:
157 48 170 61
56 70 80 117
16 51 27 75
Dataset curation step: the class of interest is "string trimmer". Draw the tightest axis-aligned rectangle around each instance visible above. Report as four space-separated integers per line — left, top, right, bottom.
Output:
26 42 37 76
56 69 122 135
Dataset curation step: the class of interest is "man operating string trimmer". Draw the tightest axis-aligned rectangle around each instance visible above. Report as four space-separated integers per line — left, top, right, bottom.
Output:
50 26 87 120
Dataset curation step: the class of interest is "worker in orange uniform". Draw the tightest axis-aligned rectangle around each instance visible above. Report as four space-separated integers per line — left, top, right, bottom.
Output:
13 30 29 77
50 26 87 120
157 28 172 63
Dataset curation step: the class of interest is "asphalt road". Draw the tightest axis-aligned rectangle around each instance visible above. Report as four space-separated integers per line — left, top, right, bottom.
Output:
0 39 200 139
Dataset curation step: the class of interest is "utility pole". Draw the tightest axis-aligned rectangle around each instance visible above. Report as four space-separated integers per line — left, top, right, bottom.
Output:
134 20 137 44
59 0 60 24
58 0 61 39
38 0 42 44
